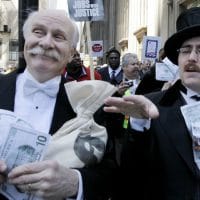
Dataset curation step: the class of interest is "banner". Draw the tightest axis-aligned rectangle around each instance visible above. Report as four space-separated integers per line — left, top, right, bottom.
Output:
67 0 104 21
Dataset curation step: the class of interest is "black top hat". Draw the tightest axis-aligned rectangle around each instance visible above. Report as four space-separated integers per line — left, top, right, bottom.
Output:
164 7 200 65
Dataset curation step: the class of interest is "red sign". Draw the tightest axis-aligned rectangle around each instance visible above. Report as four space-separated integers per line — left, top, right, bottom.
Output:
92 44 102 52
90 40 103 57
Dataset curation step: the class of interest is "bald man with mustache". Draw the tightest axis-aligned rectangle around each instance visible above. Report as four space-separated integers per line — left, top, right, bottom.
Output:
0 9 116 200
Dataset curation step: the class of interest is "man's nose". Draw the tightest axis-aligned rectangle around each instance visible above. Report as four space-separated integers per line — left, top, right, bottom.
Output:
39 34 55 49
188 49 199 61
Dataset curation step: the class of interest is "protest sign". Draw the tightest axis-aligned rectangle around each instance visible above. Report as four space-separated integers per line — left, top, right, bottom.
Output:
89 40 103 57
68 0 104 21
142 36 161 62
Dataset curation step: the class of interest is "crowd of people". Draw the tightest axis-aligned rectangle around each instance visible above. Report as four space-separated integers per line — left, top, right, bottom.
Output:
0 6 200 200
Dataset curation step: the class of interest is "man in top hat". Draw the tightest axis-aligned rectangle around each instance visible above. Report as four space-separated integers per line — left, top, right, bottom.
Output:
103 7 200 199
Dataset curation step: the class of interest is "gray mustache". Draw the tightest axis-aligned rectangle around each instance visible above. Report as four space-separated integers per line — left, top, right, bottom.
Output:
27 47 61 61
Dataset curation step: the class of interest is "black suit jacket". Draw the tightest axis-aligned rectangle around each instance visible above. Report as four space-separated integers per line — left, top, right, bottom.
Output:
97 66 124 139
0 70 117 200
135 65 166 95
119 80 200 200
98 66 123 85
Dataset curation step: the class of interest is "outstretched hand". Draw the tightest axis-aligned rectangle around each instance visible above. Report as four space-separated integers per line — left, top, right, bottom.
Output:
104 95 159 119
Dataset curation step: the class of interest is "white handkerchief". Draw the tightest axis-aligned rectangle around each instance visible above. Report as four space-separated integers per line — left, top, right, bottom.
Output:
44 80 117 168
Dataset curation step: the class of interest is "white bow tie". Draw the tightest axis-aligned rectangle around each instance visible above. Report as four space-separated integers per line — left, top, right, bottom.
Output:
23 79 59 97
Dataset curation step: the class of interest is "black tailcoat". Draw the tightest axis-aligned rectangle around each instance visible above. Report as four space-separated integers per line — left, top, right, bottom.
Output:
120 80 200 200
0 70 116 200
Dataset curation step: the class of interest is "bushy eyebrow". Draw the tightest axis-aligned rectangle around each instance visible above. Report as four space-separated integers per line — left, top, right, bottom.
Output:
181 44 200 48
32 24 66 34
180 44 192 48
31 23 67 39
32 23 45 31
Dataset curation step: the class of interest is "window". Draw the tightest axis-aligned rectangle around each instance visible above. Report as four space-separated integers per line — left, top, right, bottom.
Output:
9 40 18 61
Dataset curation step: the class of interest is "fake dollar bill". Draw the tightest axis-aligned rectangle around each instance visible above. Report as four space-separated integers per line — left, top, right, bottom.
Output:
181 101 200 132
181 102 200 170
0 109 49 200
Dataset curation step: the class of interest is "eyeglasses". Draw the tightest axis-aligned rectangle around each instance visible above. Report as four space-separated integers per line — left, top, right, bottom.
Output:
177 46 200 57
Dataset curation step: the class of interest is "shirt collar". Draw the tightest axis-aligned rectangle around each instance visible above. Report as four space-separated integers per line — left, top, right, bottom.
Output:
108 66 121 77
186 87 200 98
23 68 61 88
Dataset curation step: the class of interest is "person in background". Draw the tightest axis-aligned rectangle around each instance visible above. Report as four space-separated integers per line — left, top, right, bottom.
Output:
0 9 116 200
139 59 152 79
135 48 167 95
98 46 123 86
97 47 124 165
120 52 141 95
103 52 141 163
104 7 200 200
63 50 102 81
118 53 141 131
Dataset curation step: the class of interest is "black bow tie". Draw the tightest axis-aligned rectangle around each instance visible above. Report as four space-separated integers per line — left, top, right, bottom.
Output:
180 85 200 101
179 84 187 94
178 82 200 101
191 95 200 101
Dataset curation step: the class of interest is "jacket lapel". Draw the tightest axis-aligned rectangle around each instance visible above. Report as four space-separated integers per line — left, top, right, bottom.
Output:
115 69 123 84
158 80 197 173
160 100 196 173
49 77 76 135
103 67 111 82
0 72 76 136
0 70 17 111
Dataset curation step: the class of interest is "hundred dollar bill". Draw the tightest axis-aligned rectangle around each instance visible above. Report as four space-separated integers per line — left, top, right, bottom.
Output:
0 122 49 200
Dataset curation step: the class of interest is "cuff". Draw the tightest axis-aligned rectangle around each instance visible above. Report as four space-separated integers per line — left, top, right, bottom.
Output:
67 170 83 200
130 117 151 131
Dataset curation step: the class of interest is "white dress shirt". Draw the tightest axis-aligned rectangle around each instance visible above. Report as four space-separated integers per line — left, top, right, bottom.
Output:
14 69 60 133
108 66 122 78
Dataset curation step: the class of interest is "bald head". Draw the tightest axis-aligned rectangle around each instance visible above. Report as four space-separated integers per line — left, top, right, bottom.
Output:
22 9 80 82
23 9 79 48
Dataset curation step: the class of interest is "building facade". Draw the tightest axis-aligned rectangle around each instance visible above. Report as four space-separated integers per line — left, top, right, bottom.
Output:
80 0 200 65
0 0 59 71
1 0 200 70
0 0 18 71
